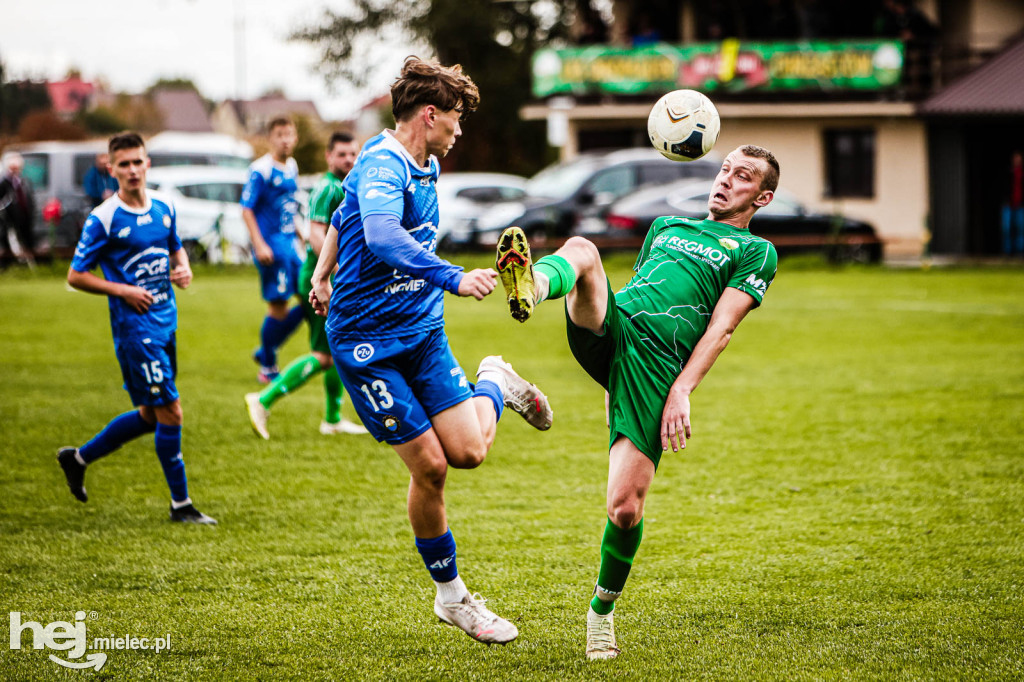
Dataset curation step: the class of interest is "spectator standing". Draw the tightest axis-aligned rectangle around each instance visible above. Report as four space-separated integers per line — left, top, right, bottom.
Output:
0 152 37 265
83 152 119 209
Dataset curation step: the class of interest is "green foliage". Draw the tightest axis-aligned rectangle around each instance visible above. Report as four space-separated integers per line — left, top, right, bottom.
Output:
2 261 1023 679
292 114 326 174
0 61 52 134
77 105 129 135
146 77 202 95
291 0 580 175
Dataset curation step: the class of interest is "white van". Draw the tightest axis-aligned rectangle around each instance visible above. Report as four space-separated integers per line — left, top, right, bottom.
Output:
12 134 252 255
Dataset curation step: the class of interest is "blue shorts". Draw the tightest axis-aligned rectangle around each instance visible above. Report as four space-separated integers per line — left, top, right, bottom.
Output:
255 237 303 302
329 326 473 445
115 334 180 407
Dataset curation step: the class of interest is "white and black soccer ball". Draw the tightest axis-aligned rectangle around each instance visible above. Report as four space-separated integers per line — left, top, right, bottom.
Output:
647 89 721 162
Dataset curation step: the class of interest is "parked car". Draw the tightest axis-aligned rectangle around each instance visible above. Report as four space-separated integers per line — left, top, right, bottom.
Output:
14 140 107 253
473 148 720 246
145 167 252 263
600 179 884 263
435 172 527 249
146 132 252 169
11 135 253 257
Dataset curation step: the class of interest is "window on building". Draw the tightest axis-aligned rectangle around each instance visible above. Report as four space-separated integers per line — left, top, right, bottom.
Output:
824 128 875 198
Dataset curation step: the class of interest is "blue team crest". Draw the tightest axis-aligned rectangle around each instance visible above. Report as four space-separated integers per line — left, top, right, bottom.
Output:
163 215 172 229
382 415 401 432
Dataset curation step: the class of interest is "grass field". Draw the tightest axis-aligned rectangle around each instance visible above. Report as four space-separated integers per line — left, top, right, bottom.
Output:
1 256 1023 680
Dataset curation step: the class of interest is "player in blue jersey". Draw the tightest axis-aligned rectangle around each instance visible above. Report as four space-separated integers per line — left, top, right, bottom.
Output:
57 132 216 525
242 116 304 383
308 57 553 645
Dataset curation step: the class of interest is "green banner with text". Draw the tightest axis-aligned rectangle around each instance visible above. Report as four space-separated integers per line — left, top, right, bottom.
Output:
532 41 905 97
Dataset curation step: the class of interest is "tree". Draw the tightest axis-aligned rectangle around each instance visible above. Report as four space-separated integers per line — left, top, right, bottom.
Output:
146 77 201 94
0 62 52 135
17 110 86 142
292 114 326 174
77 106 129 135
292 0 588 175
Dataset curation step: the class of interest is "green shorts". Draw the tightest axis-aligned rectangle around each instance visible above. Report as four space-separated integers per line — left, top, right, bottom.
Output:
566 278 684 469
298 249 329 355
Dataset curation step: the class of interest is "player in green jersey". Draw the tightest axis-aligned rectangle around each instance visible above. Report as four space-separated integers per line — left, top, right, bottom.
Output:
497 145 781 660
246 132 367 439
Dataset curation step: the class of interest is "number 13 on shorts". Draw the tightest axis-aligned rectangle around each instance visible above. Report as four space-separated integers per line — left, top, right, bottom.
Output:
360 379 394 411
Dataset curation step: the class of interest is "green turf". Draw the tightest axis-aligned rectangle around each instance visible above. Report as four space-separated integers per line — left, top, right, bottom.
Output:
1 257 1022 680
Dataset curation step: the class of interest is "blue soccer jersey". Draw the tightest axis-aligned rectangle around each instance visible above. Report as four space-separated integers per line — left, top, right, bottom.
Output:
70 192 183 343
326 130 462 340
240 154 300 242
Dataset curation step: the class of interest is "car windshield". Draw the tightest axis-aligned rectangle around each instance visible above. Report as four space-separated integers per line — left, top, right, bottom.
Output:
526 160 599 200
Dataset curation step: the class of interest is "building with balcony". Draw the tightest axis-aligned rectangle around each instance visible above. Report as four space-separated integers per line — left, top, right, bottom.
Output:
522 0 1024 258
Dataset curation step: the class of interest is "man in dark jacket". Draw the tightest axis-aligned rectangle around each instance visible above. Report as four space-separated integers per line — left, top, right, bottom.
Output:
0 152 37 264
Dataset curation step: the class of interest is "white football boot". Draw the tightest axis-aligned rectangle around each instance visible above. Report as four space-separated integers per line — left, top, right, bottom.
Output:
476 356 553 431
319 418 369 435
586 606 620 660
244 393 270 440
434 593 518 645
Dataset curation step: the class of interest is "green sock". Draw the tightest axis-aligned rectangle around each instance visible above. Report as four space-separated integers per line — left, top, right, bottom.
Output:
259 354 322 408
323 367 343 424
534 254 576 301
590 517 644 616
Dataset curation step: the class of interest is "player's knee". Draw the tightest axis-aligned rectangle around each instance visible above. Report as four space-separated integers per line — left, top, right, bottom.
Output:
414 454 449 489
313 351 333 368
447 442 487 470
563 236 601 272
607 497 643 529
154 401 184 426
267 301 289 319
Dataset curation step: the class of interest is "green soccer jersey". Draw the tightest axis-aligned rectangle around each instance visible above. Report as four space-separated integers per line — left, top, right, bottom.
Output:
616 216 778 367
308 170 346 225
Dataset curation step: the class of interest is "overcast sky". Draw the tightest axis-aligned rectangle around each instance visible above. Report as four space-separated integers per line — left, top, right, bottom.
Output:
0 0 412 120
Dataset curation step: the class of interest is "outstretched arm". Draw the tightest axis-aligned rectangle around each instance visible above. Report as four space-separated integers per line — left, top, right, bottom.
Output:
660 287 757 452
363 213 495 299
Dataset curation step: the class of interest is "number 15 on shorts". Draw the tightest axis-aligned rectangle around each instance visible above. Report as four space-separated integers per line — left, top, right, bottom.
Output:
141 360 164 384
360 380 394 412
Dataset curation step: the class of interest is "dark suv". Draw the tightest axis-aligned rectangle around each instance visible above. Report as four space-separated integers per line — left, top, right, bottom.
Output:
473 148 719 245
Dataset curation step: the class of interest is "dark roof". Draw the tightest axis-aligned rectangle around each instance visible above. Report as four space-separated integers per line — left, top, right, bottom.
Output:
920 35 1024 116
229 96 321 121
152 89 213 132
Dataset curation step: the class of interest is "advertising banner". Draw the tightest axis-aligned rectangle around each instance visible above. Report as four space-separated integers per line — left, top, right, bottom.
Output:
532 40 905 97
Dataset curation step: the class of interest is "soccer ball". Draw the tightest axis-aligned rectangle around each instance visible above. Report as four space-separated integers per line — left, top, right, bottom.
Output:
647 90 721 162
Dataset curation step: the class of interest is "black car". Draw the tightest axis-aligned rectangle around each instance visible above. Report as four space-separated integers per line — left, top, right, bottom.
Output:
473 148 719 245
600 179 884 263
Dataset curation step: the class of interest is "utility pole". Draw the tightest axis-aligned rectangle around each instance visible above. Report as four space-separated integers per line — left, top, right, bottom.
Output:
234 0 247 100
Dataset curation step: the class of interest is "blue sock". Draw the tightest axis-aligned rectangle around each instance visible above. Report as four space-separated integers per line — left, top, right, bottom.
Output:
258 306 305 367
79 411 155 464
154 424 188 503
472 380 504 422
415 529 459 583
